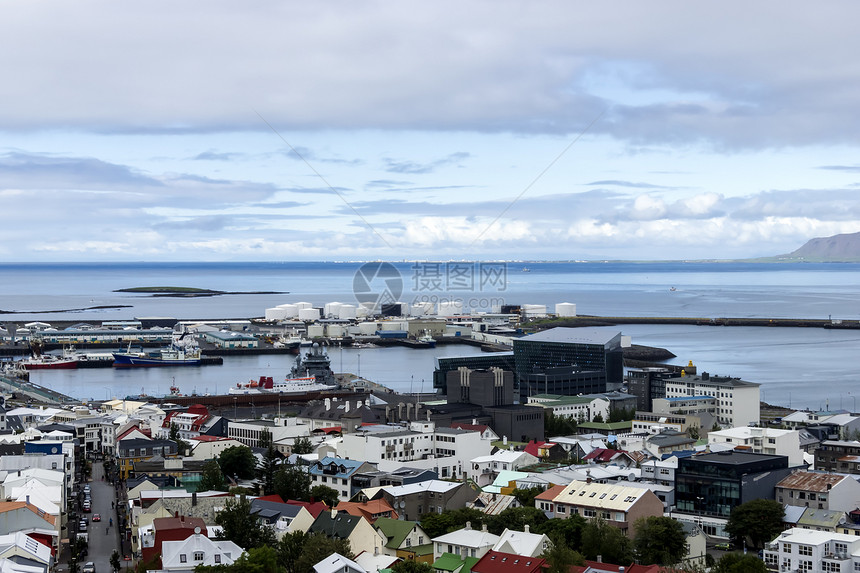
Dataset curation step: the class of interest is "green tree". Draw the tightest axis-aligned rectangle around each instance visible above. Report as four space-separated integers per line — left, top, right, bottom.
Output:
711 553 769 573
277 531 308 573
110 549 121 572
294 532 352 573
257 428 280 495
219 445 257 481
592 412 605 423
542 541 585 573
537 512 586 549
724 498 785 550
486 506 548 535
580 518 634 564
169 422 189 456
198 459 226 492
215 495 277 550
390 561 434 573
273 464 311 501
292 436 313 455
544 411 577 437
420 508 486 538
310 484 339 507
633 516 688 566
511 486 543 507
195 545 283 573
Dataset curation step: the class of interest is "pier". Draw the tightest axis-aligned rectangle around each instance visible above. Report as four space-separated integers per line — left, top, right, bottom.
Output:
531 315 860 329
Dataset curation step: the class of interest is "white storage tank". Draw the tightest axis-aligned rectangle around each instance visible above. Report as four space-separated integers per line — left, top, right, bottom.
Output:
307 324 325 338
355 306 369 319
265 307 288 321
555 302 577 317
298 308 321 321
410 302 433 316
324 302 343 318
277 304 299 318
338 305 357 320
621 335 632 348
360 301 378 315
437 300 464 315
358 322 378 335
326 324 345 337
294 301 313 310
522 304 548 318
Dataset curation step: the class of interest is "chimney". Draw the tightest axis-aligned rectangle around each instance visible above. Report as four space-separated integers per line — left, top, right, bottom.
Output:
345 401 350 413
597 555 602 563
465 521 472 530
26 495 29 505
175 511 179 518
482 523 487 532
325 398 331 411
192 492 197 506
472 418 477 425
503 436 508 446
524 524 530 533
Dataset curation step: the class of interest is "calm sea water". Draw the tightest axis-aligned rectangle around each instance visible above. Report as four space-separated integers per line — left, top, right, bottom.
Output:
6 261 860 409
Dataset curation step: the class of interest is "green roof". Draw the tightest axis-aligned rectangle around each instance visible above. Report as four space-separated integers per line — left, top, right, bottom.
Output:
529 394 596 405
412 542 434 556
374 516 418 549
432 553 480 573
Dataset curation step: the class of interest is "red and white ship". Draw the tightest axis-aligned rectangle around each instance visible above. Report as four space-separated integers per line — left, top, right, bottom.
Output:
229 374 331 395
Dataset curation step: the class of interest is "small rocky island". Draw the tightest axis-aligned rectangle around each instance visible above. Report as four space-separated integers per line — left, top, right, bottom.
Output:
115 286 288 297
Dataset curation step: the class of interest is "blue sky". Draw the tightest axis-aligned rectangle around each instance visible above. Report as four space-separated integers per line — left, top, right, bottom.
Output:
3 1 860 262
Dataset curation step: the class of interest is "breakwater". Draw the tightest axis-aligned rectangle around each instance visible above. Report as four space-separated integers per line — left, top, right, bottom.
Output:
531 315 860 329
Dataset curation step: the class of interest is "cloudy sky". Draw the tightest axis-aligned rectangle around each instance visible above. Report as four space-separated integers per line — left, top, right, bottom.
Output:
3 2 860 262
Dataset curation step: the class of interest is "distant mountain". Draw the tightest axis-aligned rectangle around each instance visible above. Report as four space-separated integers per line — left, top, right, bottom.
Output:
774 231 860 262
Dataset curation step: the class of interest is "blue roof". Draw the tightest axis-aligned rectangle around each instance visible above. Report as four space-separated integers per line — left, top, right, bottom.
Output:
309 456 365 479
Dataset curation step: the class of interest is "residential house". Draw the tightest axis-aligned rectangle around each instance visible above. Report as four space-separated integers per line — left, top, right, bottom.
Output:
362 480 479 522
540 480 663 537
432 521 500 562
117 438 178 479
708 426 804 466
308 457 377 502
373 517 434 563
470 450 539 487
313 553 366 573
763 527 860 572
467 493 520 516
0 531 53 571
334 499 398 523
492 525 551 558
141 516 207 566
0 502 58 556
471 551 546 573
159 533 243 571
308 511 389 557
776 471 860 510
663 371 760 428
815 440 860 474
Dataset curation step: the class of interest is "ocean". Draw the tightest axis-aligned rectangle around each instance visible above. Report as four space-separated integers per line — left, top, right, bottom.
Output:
5 261 860 409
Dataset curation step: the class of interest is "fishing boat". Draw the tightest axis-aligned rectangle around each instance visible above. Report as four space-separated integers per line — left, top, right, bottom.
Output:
417 330 437 348
113 329 201 367
20 354 77 370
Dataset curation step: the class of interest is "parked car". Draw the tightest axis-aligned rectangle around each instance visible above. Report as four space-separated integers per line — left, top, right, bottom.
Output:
715 542 732 551
82 562 96 573
92 513 101 522
78 519 87 531
83 485 91 494
82 502 91 513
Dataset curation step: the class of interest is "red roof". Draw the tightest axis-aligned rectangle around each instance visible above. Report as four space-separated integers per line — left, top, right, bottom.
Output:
116 425 148 442
582 448 630 463
472 551 546 573
571 562 660 573
524 439 556 457
286 500 328 518
451 422 490 433
314 426 342 434
256 494 285 504
534 484 566 503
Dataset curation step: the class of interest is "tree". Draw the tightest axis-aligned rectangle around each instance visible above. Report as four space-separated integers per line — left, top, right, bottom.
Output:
711 553 769 573
215 495 277 550
390 561 434 573
592 412 605 423
277 531 308 573
537 513 586 549
544 411 577 437
294 532 352 573
257 428 280 495
724 499 785 550
196 545 283 573
486 506 548 535
420 508 486 538
580 518 634 564
542 541 585 573
633 516 688 566
292 436 313 455
310 484 339 507
169 422 189 456
110 550 121 572
198 459 226 492
219 445 257 481
273 464 311 502
511 486 543 507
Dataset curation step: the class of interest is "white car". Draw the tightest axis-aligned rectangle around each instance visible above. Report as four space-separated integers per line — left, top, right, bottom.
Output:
82 562 96 573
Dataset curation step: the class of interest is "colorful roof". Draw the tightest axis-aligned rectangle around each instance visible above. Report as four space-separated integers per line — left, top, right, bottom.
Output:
374 516 419 549
472 550 546 573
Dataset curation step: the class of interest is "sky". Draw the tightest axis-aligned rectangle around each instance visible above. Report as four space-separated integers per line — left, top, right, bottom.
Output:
3 2 860 262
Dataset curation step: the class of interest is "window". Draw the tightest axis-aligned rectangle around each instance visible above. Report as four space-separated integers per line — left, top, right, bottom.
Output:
180 555 187 563
194 552 204 561
822 562 841 572
214 555 221 564
799 545 813 556
799 560 813 572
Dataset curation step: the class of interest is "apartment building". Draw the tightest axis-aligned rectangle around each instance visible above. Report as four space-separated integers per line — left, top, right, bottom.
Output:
664 372 760 427
709 426 804 466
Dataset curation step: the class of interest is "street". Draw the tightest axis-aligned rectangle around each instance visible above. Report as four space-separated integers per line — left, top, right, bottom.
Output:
81 460 121 572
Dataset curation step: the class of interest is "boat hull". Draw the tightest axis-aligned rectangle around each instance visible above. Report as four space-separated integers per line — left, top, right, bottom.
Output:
22 359 78 370
113 353 201 367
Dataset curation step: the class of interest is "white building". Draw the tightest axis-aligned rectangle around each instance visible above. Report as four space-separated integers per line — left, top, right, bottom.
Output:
227 418 310 448
158 533 243 572
526 394 610 422
763 527 860 573
337 422 491 481
433 522 500 560
470 451 539 487
708 426 804 466
664 372 760 428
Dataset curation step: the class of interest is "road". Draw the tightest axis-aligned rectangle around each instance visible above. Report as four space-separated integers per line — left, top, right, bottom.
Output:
81 460 120 572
